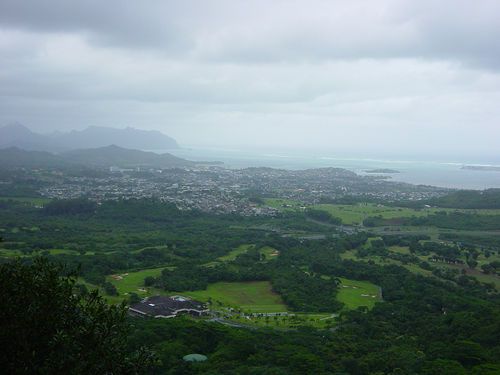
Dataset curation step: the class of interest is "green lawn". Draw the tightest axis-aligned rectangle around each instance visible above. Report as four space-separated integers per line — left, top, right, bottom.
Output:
265 200 500 225
263 198 305 211
106 267 168 297
341 246 500 289
472 273 500 289
184 281 288 313
47 249 79 255
76 278 126 305
218 244 254 261
0 248 93 258
77 267 170 305
259 246 279 261
341 249 433 277
0 248 25 258
313 203 437 225
227 312 335 329
337 277 382 310
130 245 170 254
0 196 50 206
206 244 279 266
389 245 411 254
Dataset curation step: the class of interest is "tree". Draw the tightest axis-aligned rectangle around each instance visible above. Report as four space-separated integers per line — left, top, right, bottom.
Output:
103 281 119 296
421 359 466 375
42 198 97 216
467 258 478 269
129 292 142 305
0 258 155 374
144 276 156 287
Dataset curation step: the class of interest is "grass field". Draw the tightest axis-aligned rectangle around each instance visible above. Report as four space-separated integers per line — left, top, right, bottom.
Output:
184 281 288 313
130 245 170 254
227 312 336 329
264 200 500 226
0 248 94 258
337 277 382 310
313 203 438 225
204 244 279 267
0 249 25 258
218 244 254 261
260 246 279 260
106 267 168 297
472 273 500 289
342 245 500 289
388 245 411 254
75 278 120 304
263 198 306 211
0 196 50 206
47 249 79 255
341 248 434 277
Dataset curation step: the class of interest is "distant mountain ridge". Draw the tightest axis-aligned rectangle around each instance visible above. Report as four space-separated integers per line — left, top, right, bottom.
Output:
63 145 192 168
0 147 69 168
0 123 65 152
0 123 179 152
54 126 179 150
0 145 193 169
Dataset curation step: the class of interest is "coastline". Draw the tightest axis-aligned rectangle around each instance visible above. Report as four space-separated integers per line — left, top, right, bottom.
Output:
157 147 500 190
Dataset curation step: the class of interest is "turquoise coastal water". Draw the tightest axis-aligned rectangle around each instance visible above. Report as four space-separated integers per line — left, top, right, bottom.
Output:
163 147 500 190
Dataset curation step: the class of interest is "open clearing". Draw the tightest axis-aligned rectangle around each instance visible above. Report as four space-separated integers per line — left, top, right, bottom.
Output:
259 246 279 260
0 248 95 258
0 247 80 258
0 248 26 258
106 267 167 297
337 277 382 310
184 281 288 313
227 312 335 329
0 196 50 206
313 204 442 225
218 244 254 261
264 198 306 211
203 244 279 267
265 199 500 226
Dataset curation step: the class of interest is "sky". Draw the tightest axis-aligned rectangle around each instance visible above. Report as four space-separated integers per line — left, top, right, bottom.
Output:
0 0 499 159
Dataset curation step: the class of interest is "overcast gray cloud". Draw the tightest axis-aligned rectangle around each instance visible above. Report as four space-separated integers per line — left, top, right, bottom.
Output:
0 0 499 157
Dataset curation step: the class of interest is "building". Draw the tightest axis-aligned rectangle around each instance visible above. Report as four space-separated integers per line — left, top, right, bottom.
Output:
129 295 208 318
183 354 208 363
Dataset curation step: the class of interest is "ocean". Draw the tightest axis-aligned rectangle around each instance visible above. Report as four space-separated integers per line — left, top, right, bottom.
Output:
161 147 500 190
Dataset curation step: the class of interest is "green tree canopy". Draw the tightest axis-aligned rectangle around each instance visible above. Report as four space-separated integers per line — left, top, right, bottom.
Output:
0 258 155 374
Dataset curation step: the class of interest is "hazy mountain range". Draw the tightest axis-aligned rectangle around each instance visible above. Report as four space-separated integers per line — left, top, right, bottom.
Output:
0 123 179 152
0 145 194 169
64 145 192 168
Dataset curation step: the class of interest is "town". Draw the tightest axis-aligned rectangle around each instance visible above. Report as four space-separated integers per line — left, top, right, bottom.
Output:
37 165 449 215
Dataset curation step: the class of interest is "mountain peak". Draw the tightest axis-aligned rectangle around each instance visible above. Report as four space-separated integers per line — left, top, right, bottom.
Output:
2 122 33 134
63 145 192 168
58 126 179 150
0 124 179 152
0 122 55 150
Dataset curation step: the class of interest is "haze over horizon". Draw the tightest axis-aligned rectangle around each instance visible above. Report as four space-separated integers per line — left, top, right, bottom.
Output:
1 0 499 159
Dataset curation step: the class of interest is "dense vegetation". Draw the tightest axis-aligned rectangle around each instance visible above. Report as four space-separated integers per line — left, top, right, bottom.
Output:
428 189 500 209
363 211 500 231
305 208 343 225
43 198 98 215
2 197 500 374
0 258 154 374
127 258 500 374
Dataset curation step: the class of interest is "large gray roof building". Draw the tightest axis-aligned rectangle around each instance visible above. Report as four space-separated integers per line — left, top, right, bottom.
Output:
129 295 208 318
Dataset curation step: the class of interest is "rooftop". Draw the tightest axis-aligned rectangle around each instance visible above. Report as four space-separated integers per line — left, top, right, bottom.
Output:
129 295 207 318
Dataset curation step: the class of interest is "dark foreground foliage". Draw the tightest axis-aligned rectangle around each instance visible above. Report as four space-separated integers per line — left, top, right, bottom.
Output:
0 259 155 374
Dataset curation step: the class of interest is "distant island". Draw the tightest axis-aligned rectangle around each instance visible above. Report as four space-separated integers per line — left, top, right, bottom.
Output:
365 168 400 174
462 165 500 172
